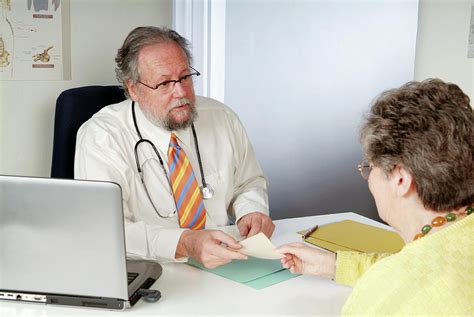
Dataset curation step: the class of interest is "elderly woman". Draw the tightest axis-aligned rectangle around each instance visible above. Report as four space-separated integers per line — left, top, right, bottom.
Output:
278 79 473 315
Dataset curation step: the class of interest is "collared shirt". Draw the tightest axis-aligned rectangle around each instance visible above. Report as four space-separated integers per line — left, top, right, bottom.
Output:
75 96 269 262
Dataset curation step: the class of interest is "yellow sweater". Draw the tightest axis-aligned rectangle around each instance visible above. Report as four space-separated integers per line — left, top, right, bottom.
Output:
335 215 473 316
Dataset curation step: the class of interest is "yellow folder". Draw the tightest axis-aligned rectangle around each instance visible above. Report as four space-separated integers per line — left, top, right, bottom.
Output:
301 220 405 253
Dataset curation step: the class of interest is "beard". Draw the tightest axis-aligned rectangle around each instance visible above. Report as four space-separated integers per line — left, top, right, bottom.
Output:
141 98 198 131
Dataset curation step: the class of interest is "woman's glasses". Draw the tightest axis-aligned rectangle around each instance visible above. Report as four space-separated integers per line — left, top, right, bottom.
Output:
357 159 373 180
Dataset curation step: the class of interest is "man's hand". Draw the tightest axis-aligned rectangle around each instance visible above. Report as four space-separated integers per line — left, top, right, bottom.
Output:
277 242 336 278
237 212 275 238
176 230 248 269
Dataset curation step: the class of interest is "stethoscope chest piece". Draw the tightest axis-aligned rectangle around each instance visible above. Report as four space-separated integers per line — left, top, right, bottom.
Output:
201 184 214 200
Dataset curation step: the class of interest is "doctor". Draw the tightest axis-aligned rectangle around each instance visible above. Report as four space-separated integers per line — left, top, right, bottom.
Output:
75 26 274 268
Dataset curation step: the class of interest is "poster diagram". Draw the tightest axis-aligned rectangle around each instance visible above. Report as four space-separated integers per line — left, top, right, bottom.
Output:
1 0 64 80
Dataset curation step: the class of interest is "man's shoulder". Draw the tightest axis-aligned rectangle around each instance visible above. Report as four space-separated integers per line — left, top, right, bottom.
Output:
196 96 233 112
195 96 238 118
79 99 131 135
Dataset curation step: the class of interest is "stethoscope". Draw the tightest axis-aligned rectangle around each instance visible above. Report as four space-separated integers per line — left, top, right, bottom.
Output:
131 101 214 218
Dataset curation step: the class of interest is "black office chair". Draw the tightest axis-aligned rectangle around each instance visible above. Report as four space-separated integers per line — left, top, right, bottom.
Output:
51 85 127 179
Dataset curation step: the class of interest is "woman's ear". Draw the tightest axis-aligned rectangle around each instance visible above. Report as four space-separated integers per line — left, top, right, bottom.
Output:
392 165 414 197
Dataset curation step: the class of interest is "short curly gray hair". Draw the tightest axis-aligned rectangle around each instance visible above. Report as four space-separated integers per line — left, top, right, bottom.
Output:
360 78 473 211
115 26 192 98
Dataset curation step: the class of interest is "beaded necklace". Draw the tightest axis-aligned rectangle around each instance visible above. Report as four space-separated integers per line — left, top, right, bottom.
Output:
413 206 473 241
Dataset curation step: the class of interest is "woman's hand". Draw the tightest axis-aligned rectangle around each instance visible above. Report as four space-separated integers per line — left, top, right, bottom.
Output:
277 242 336 278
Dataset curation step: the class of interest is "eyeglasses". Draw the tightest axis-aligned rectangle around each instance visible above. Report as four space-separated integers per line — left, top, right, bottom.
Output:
137 66 200 94
358 159 373 180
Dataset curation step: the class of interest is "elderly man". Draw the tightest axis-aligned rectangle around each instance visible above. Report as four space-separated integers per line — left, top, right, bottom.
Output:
75 26 274 268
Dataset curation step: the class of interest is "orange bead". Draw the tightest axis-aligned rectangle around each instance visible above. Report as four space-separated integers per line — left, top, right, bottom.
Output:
432 216 447 227
414 233 425 240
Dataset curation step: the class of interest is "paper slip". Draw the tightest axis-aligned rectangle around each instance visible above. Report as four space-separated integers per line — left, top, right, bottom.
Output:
238 232 282 260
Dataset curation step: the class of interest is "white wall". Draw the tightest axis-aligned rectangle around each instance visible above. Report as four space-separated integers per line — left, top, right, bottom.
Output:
415 0 473 97
224 0 418 220
0 0 173 177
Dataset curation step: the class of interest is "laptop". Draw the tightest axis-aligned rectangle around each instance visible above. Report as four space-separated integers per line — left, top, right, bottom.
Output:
0 175 162 310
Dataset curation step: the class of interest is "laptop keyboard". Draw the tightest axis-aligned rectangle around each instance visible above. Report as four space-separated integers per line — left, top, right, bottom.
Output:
127 272 139 285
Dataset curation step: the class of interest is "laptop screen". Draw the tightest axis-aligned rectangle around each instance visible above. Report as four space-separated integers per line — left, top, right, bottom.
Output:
0 176 129 300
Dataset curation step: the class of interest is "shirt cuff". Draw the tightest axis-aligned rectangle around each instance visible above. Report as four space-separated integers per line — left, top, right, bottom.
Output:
335 251 362 287
149 227 190 263
233 192 269 222
125 222 189 263
335 251 391 287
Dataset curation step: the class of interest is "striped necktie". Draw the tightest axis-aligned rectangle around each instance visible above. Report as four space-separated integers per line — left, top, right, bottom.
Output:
167 133 206 229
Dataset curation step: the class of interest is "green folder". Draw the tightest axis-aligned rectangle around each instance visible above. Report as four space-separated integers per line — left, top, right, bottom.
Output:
188 257 299 290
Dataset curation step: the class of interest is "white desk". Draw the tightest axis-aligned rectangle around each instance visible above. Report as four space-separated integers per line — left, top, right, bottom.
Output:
0 212 390 316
